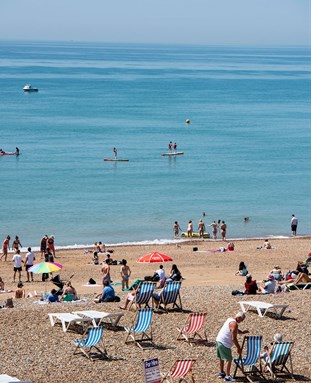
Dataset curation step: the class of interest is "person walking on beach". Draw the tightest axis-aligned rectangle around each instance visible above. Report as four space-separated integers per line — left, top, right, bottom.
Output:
220 221 227 241
216 312 248 382
113 147 117 159
120 259 131 290
40 235 48 259
1 235 11 262
187 220 193 237
47 235 56 258
12 236 22 252
173 221 182 238
101 259 111 284
198 219 206 238
209 221 218 240
25 247 35 282
13 249 24 283
291 214 298 236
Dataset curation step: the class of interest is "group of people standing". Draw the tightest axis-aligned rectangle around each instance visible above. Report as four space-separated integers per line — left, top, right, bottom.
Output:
168 141 177 152
174 218 227 240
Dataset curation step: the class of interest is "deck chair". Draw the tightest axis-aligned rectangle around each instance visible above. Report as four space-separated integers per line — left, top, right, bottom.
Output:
124 308 153 349
128 281 155 311
123 278 144 291
161 359 196 382
72 325 108 361
263 341 294 380
176 312 207 346
157 281 182 312
233 336 264 382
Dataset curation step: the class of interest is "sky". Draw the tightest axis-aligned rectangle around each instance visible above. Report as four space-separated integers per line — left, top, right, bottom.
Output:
0 0 309 45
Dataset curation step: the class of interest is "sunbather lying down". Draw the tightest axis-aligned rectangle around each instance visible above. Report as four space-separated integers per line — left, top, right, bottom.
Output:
279 272 311 285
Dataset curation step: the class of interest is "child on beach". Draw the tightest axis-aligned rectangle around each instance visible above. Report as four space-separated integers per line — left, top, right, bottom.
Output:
120 259 131 290
15 281 25 299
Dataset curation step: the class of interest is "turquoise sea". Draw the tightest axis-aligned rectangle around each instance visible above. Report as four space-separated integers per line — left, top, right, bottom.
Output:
0 41 310 248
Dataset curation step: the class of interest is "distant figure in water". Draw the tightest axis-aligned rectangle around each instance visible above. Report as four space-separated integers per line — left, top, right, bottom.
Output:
16 147 20 155
113 147 117 159
173 142 177 151
244 217 249 222
168 141 172 152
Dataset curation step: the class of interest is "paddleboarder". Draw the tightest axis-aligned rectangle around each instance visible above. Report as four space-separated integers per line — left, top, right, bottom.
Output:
113 147 117 159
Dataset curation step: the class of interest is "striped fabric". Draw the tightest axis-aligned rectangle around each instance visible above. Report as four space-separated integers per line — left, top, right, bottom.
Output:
162 281 180 304
135 282 155 306
182 313 206 335
169 359 196 378
269 342 292 366
126 308 153 333
233 336 263 380
74 326 104 348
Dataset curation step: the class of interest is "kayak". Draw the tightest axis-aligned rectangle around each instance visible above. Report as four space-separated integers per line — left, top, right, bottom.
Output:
103 158 129 162
181 232 210 239
161 152 184 157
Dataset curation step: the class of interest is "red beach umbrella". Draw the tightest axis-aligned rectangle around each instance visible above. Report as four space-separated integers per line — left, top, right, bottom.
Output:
137 252 173 263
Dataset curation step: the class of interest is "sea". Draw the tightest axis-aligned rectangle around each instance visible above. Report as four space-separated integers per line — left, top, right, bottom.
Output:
0 40 310 249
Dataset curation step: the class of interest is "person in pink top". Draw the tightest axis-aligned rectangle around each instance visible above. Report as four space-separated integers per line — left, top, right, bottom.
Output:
1 235 11 262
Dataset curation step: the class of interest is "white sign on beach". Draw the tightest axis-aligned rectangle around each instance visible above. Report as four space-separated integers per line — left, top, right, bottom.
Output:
142 358 161 383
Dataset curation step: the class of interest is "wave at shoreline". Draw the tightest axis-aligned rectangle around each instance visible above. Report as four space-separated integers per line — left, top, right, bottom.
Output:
9 234 310 253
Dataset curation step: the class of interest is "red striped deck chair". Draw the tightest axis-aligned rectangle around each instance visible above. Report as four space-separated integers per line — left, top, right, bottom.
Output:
161 359 196 383
176 313 207 346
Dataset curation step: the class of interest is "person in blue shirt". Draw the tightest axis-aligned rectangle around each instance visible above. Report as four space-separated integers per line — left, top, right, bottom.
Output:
47 289 59 303
94 280 115 303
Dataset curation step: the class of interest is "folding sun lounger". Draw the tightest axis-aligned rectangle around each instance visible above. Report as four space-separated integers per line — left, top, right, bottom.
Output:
72 325 108 361
238 301 288 319
176 312 208 346
161 359 196 383
72 310 124 327
48 313 93 332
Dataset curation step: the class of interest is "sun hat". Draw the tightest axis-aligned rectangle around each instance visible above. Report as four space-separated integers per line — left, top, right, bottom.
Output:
273 333 283 342
246 274 252 278
267 274 274 280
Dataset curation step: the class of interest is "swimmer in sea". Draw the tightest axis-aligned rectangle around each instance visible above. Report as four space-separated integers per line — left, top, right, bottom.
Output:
113 147 117 159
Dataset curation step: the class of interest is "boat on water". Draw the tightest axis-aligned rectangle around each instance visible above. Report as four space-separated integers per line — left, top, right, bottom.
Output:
23 84 38 92
161 151 184 157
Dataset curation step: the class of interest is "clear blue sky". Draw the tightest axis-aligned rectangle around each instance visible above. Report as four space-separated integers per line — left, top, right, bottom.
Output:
0 0 309 45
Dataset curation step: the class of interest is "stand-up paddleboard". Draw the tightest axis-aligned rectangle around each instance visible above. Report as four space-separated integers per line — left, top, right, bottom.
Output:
181 232 210 239
104 158 129 162
0 151 19 156
161 151 184 157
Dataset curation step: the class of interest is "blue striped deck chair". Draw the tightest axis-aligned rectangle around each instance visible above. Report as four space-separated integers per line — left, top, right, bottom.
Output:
72 326 108 360
158 281 182 312
128 281 155 311
124 308 153 349
233 336 264 382
264 341 294 380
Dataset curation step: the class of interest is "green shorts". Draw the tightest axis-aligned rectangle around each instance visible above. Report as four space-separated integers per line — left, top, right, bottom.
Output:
216 341 233 361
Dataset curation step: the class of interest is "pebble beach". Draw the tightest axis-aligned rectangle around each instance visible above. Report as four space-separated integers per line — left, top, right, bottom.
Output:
0 237 310 382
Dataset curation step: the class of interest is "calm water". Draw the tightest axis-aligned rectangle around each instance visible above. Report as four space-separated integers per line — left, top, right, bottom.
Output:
0 41 310 247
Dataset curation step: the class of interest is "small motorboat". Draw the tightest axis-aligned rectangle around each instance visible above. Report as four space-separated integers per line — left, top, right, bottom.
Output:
23 84 38 92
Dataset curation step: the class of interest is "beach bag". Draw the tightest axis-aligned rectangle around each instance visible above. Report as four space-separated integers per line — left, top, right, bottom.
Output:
5 298 14 308
192 247 198 252
111 260 117 265
231 290 244 296
113 295 120 302
88 278 96 285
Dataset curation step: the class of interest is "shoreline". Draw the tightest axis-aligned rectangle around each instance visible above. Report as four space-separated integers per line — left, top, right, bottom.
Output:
9 234 311 253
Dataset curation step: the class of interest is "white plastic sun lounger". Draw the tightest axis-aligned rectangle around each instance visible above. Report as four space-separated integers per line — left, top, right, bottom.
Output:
48 313 93 332
239 301 288 319
72 310 124 327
